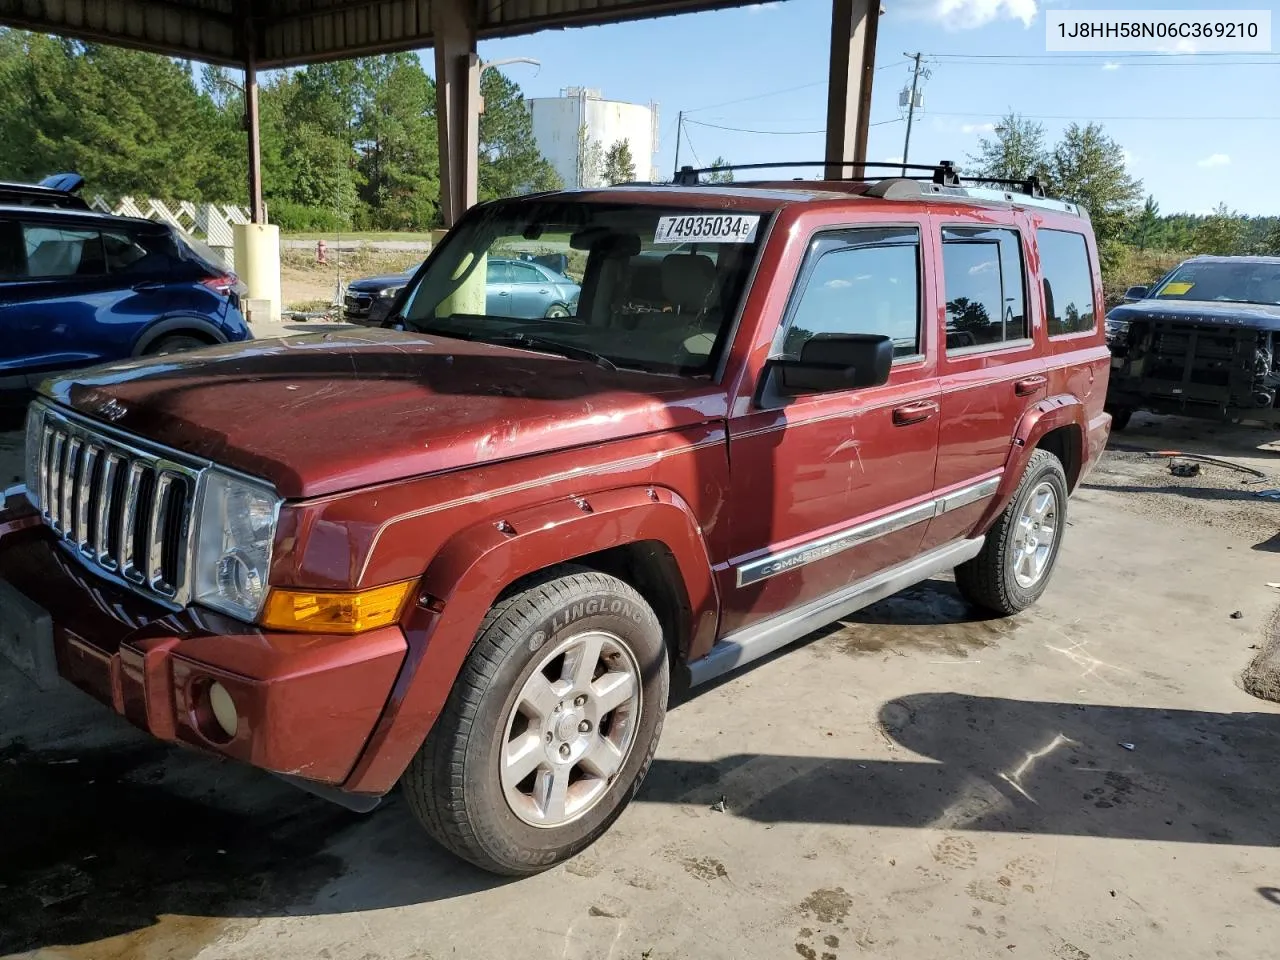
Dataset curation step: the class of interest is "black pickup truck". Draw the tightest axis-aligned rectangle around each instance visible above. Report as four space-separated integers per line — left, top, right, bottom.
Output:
1105 255 1280 428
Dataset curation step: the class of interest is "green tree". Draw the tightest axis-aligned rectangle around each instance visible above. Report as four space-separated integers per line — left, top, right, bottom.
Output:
478 69 561 200
601 139 637 185
1263 222 1280 257
1130 195 1162 251
355 53 439 229
1193 203 1246 256
967 112 1050 184
575 124 604 188
0 32 240 201
704 156 734 184
1048 122 1143 246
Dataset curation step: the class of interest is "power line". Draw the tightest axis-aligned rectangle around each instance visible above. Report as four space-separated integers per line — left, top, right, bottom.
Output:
927 50 1279 60
683 80 826 114
685 118 825 135
931 110 1280 121
929 57 1278 68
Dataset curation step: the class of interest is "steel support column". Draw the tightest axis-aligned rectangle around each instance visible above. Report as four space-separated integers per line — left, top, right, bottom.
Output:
245 55 265 224
434 0 479 227
824 0 880 179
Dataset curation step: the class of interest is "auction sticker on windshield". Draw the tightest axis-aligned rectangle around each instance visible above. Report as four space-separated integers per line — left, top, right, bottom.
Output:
654 214 760 244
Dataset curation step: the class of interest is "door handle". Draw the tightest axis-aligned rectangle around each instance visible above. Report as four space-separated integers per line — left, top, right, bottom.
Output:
1014 375 1048 396
497 291 510 297
892 399 939 426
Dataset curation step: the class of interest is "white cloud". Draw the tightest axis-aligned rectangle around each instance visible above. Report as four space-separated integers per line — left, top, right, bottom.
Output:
1122 149 1137 167
1197 153 1231 169
961 122 996 135
1102 62 1122 72
897 0 1038 29
746 1 780 11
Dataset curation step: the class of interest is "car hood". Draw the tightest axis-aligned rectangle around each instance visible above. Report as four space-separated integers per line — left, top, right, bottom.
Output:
1108 298 1280 330
346 273 411 293
41 329 725 500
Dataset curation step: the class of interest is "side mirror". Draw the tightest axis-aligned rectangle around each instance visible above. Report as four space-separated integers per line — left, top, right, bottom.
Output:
770 333 893 396
1123 285 1148 303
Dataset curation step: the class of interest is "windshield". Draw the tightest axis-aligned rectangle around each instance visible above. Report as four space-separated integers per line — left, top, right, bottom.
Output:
396 199 770 376
1150 260 1280 307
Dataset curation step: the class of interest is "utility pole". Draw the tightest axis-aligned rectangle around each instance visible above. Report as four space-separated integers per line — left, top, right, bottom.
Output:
901 52 928 175
673 111 684 178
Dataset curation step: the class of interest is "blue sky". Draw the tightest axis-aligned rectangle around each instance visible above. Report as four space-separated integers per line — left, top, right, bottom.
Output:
473 0 1280 214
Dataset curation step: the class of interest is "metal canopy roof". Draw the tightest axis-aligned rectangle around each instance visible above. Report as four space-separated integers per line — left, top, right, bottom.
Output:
0 0 755 67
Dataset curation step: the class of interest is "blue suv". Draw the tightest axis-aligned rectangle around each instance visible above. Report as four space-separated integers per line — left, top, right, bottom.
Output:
1 202 252 404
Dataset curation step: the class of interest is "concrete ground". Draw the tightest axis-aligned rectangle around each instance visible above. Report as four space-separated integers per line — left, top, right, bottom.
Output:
1 411 1279 960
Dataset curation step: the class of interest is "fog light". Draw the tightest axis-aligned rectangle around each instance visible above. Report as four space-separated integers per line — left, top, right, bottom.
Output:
208 682 239 739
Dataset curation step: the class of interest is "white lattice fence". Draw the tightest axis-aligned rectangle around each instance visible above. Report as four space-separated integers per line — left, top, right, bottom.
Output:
87 195 252 270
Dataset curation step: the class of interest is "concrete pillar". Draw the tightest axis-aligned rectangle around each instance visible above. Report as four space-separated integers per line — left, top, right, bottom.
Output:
233 223 281 324
434 0 479 228
825 0 881 180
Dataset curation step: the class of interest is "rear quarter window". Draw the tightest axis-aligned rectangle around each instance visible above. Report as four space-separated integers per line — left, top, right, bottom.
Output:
1037 229 1097 337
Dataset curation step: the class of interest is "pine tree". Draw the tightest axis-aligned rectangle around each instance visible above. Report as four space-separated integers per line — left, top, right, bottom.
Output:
601 139 637 185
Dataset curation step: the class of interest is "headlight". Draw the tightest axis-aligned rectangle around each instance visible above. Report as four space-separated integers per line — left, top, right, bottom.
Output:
1104 319 1130 341
23 404 44 509
378 285 404 299
193 471 281 621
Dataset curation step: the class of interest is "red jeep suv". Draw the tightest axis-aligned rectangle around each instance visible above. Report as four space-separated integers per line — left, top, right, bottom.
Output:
0 162 1110 875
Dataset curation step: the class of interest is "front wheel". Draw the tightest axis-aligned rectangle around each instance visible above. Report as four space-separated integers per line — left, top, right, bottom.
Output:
955 449 1069 617
544 303 571 319
403 566 668 876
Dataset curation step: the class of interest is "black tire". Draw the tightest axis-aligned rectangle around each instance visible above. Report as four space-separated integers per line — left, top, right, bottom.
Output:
955 449 1069 617
403 565 668 876
544 303 571 319
145 334 209 356
1108 407 1133 431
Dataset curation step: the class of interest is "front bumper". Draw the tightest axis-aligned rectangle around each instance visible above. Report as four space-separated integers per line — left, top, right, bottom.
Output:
342 293 394 327
0 494 406 794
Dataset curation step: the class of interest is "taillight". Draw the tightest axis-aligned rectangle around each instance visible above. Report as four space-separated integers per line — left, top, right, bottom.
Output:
201 273 236 297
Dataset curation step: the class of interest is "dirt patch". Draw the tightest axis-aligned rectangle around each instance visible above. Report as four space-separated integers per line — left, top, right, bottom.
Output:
798 887 852 925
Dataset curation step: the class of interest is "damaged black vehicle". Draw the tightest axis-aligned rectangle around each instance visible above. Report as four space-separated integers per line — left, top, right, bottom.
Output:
1105 255 1280 429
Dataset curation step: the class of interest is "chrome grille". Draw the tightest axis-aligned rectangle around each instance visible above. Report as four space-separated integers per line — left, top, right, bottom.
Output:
31 405 198 605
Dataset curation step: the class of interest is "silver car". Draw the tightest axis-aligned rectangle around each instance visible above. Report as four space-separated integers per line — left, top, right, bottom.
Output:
485 258 580 319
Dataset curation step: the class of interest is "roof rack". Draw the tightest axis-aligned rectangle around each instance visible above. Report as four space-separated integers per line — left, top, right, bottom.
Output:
671 159 1082 216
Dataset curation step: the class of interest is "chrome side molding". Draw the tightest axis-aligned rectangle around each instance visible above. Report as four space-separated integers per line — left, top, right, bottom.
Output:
735 475 999 587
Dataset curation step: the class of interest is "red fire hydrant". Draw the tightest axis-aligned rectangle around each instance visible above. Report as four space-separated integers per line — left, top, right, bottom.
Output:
316 239 328 264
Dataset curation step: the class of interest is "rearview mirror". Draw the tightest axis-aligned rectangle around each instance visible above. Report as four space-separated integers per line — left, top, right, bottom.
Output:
770 333 893 396
1123 285 1148 302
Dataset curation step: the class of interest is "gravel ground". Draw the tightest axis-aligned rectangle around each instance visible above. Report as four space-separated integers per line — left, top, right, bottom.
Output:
1 410 1279 960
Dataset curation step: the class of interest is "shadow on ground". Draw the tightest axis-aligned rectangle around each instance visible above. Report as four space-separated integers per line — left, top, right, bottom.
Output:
3 580 1279 956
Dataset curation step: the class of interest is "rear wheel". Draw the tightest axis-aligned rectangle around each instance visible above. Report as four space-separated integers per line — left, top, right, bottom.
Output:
145 334 209 356
403 566 668 876
956 449 1069 616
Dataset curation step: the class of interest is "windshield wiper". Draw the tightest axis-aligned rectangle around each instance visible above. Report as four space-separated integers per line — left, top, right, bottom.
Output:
478 333 618 372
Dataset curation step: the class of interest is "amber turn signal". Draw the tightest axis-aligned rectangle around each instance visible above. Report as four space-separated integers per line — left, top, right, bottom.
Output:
261 581 414 634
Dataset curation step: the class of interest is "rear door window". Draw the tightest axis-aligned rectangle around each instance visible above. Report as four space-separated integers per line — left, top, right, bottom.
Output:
1037 229 1097 336
103 228 178 275
22 224 106 278
941 227 1027 352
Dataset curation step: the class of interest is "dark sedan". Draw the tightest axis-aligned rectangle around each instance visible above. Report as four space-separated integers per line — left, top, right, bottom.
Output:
344 257 580 326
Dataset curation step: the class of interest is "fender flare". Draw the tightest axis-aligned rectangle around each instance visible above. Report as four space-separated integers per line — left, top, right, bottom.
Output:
976 395 1088 532
132 316 228 356
342 485 718 794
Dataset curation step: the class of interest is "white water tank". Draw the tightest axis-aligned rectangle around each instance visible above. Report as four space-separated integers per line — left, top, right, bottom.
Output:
527 88 660 187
